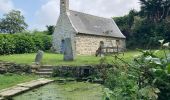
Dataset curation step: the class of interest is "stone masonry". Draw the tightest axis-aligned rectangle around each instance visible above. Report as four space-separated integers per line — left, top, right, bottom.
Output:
52 0 76 54
75 34 126 55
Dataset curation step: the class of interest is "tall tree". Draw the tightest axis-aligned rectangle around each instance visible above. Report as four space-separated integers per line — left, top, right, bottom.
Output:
0 10 28 34
46 25 55 35
140 0 170 22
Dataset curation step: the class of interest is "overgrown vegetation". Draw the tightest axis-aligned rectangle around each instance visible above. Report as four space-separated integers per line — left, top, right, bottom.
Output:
0 33 52 55
13 81 104 100
114 0 170 49
102 40 170 100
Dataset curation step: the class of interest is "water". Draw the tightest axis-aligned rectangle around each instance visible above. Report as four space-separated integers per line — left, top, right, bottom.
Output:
13 81 104 100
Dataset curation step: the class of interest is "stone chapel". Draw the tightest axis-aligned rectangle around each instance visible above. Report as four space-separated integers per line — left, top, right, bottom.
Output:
52 0 126 55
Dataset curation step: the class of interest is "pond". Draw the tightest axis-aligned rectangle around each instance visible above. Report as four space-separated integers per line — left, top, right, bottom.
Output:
13 81 104 100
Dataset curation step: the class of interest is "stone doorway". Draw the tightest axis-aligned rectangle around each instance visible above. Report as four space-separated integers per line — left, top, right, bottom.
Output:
60 39 65 54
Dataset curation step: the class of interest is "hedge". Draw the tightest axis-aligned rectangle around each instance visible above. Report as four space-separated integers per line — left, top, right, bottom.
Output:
0 33 52 55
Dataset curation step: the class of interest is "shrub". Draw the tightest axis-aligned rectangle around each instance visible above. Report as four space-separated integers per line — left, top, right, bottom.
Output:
31 34 44 51
0 34 15 54
0 33 52 54
14 34 35 53
104 41 170 100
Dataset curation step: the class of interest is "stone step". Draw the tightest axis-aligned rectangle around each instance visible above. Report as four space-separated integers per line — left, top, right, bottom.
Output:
38 68 53 72
17 79 53 88
35 72 53 75
0 78 54 98
0 86 29 97
41 65 54 68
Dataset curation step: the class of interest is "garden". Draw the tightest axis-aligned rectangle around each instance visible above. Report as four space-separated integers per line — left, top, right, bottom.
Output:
0 0 170 100
0 32 169 100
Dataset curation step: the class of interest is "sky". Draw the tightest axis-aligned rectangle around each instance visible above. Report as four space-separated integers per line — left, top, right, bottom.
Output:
0 0 141 31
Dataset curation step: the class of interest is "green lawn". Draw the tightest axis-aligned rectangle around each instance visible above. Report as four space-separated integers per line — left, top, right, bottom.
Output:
0 50 167 66
0 51 141 66
0 74 38 90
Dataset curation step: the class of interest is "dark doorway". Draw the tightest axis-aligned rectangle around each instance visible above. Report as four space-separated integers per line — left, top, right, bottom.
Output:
60 39 65 54
84 69 90 77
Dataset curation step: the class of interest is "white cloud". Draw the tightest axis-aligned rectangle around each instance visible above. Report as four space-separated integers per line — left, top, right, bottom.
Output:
35 0 140 30
35 0 60 27
0 0 25 15
0 0 14 13
70 0 140 17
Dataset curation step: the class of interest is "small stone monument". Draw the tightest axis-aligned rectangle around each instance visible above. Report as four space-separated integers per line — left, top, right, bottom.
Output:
35 50 44 65
63 38 75 61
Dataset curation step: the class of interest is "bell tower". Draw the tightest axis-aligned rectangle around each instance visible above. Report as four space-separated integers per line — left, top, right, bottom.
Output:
60 0 69 14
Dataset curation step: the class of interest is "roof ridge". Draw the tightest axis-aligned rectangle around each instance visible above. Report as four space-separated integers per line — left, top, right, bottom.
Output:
69 10 112 20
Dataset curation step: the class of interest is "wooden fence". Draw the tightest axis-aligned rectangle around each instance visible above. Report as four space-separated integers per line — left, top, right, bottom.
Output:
102 46 125 55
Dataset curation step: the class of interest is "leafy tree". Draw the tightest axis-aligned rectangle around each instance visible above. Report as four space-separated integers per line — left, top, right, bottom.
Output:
46 25 55 35
114 1 170 49
114 9 138 48
0 10 28 34
139 0 170 22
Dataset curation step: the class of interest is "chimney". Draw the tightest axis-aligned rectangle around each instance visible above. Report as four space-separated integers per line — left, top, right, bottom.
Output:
60 0 69 14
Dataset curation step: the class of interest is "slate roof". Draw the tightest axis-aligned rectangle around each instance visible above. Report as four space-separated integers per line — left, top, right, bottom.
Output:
68 10 126 38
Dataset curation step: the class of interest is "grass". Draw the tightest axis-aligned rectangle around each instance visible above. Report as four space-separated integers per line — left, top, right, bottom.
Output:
0 50 168 66
0 51 141 66
0 74 38 90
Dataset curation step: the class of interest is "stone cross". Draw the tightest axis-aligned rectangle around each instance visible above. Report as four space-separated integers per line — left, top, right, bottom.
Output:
63 38 75 61
35 50 44 65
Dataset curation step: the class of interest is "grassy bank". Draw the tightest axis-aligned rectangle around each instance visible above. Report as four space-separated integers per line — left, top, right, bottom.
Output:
0 50 167 66
0 74 38 90
0 51 141 66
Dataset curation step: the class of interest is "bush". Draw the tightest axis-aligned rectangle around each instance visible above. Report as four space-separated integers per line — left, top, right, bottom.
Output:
14 34 35 53
0 33 52 54
104 41 170 100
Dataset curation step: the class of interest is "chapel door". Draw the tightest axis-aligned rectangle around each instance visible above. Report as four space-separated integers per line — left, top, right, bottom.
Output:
60 39 65 54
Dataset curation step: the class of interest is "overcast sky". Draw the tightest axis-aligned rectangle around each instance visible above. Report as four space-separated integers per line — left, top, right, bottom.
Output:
0 0 141 30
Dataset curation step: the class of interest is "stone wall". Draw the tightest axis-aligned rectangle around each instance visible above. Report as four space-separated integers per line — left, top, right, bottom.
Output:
0 61 31 74
75 34 126 55
52 66 95 78
52 12 76 54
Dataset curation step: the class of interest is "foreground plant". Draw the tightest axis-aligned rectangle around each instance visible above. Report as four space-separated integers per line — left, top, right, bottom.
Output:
103 40 170 100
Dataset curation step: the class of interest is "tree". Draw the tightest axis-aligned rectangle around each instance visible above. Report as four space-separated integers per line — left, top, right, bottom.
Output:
114 10 138 48
46 25 55 35
139 0 170 22
0 10 28 34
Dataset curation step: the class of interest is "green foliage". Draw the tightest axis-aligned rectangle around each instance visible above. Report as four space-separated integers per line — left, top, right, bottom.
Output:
104 40 170 100
0 34 16 54
0 33 52 55
114 0 170 49
0 10 28 34
14 34 35 53
139 0 170 22
46 25 55 35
